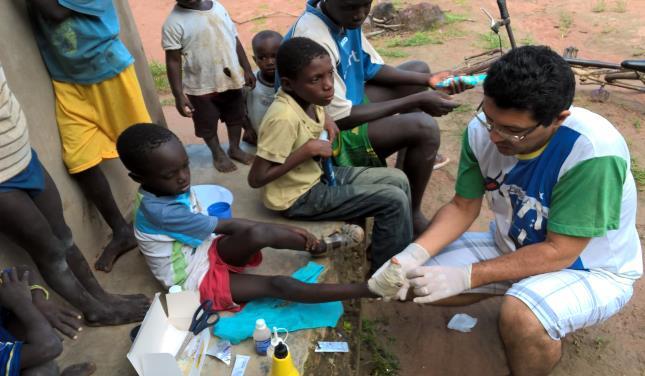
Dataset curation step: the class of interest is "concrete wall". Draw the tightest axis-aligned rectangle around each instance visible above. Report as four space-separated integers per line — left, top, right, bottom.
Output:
0 0 164 268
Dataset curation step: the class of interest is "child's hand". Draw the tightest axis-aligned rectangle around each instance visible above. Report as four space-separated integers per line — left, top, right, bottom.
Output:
323 117 340 142
33 298 83 339
0 268 32 310
415 91 460 117
175 94 194 117
428 71 472 94
306 139 333 158
244 70 257 89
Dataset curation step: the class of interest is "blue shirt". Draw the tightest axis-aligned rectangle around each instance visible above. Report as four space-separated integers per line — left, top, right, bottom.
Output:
280 0 383 119
0 308 21 376
30 0 134 84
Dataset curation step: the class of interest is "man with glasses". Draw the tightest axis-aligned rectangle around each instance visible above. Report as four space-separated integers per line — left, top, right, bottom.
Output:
368 46 642 375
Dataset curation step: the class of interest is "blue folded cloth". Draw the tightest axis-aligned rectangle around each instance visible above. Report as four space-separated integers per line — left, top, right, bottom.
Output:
213 262 343 344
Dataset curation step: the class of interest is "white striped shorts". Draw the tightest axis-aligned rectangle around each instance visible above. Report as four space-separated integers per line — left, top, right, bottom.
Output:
424 226 635 339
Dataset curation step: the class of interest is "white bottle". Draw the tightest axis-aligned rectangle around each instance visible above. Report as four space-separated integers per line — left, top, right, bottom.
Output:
253 319 272 356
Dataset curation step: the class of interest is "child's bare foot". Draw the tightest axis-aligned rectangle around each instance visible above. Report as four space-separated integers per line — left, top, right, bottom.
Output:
367 259 406 299
314 224 365 257
412 211 430 236
95 227 138 272
228 147 254 165
213 150 237 172
84 298 150 326
61 362 97 376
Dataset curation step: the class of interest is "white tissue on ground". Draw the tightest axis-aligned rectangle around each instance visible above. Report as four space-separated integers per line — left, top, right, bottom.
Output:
447 313 478 332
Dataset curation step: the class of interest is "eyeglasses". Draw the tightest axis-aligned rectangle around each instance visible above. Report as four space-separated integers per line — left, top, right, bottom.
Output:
473 110 541 142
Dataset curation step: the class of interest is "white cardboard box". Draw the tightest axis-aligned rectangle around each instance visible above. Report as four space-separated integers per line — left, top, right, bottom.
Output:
127 291 203 376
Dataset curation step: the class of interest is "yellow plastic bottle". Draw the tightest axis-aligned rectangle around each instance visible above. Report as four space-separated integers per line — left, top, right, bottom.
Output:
270 342 299 376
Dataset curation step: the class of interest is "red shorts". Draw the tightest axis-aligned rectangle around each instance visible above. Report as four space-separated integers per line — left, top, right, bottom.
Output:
198 236 262 312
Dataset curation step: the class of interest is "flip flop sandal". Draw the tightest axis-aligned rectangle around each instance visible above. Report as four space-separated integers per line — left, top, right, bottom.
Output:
314 224 365 258
433 155 451 170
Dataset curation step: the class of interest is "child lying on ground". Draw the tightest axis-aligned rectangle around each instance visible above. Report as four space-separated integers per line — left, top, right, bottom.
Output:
248 37 414 273
117 124 380 310
0 267 95 376
246 30 282 133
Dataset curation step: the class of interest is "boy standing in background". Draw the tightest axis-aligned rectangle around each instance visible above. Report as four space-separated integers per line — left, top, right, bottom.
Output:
163 0 256 172
28 0 152 273
246 30 282 133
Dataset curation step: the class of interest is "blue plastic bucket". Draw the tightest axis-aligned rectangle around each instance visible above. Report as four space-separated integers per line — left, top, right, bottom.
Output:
207 202 232 219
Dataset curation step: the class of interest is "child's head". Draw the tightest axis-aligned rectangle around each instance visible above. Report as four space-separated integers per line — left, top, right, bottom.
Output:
277 37 334 106
117 124 191 196
252 30 283 80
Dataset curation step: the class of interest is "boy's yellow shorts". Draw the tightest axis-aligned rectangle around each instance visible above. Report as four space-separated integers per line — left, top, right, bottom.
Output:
52 64 151 174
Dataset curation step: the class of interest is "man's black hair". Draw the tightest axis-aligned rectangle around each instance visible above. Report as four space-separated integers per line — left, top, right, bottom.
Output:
277 37 330 80
251 30 283 53
483 45 575 126
117 123 178 174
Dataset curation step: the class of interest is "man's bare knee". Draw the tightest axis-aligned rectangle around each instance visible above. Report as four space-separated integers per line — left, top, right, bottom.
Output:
499 296 545 340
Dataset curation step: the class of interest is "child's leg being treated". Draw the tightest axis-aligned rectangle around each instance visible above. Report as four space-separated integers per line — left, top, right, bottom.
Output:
216 222 375 302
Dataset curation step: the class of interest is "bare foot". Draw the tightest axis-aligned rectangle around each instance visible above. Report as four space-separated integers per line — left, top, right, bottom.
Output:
413 211 430 236
95 227 138 272
84 297 150 326
61 362 97 376
228 147 254 165
213 151 237 172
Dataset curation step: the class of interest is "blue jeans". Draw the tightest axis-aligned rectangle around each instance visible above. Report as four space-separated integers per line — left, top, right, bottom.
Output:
283 167 413 272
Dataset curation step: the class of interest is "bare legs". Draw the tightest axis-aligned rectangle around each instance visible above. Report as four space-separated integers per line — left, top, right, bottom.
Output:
365 61 439 234
216 222 375 303
72 166 137 272
0 169 148 325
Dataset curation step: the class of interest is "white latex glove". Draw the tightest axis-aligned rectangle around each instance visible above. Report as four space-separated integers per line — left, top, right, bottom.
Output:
368 243 430 299
406 264 472 304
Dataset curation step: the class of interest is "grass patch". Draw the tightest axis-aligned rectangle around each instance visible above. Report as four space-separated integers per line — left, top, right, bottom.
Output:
453 103 475 113
360 319 400 376
149 61 170 94
444 11 469 24
520 34 536 45
558 12 573 37
477 31 509 50
592 0 606 13
160 97 174 107
386 32 442 47
632 158 645 188
377 48 410 58
614 0 626 12
633 119 641 129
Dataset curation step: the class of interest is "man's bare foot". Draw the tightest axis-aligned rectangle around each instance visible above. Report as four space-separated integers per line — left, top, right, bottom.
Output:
213 150 237 172
33 298 83 339
61 362 97 376
413 211 430 236
95 227 138 272
84 297 150 326
228 147 254 165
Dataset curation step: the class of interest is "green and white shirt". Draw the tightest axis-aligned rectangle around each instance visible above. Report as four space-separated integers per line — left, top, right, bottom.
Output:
456 106 642 279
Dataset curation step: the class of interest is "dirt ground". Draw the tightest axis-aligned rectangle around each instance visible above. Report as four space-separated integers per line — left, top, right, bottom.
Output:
129 0 644 374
